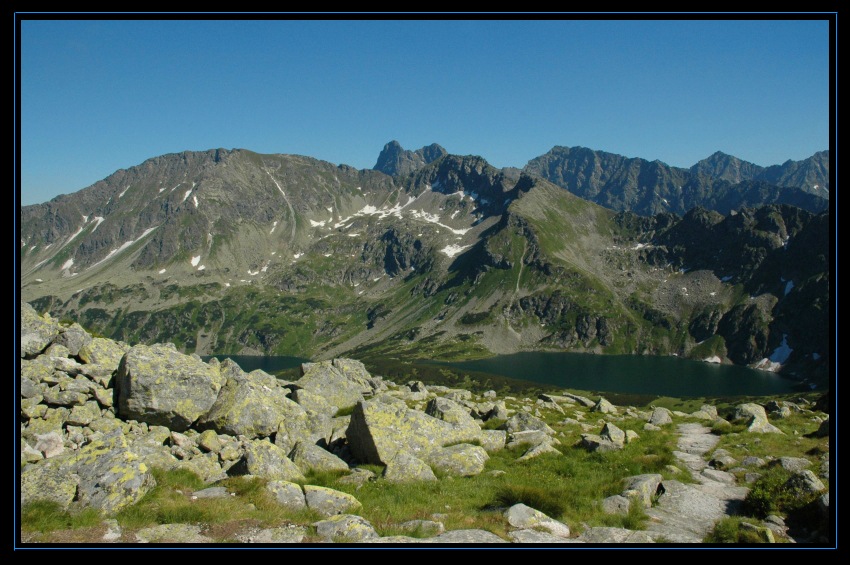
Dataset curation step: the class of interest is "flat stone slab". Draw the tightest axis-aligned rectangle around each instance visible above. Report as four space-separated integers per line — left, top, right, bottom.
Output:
420 529 506 543
577 527 655 543
645 480 744 543
508 529 583 543
676 424 719 455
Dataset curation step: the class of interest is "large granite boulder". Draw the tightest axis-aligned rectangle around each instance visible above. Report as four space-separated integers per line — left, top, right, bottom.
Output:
346 399 482 465
732 403 784 434
20 302 61 358
116 344 225 431
504 503 570 538
79 338 129 372
304 486 362 517
296 359 372 410
382 452 438 483
289 441 349 474
232 440 304 482
197 360 294 438
427 444 489 477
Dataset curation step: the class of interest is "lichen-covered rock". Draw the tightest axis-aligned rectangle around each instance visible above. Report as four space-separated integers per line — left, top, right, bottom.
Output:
197 429 222 453
196 360 294 438
732 403 784 434
21 302 61 358
346 399 481 465
504 503 570 538
517 442 562 461
290 387 338 417
135 523 212 543
22 407 69 440
784 469 825 497
479 429 506 452
116 343 225 431
266 480 306 510
501 411 555 435
20 457 79 509
421 529 505 543
338 467 377 486
238 526 307 543
304 485 362 517
78 338 129 372
427 444 489 477
296 359 372 410
54 323 92 356
272 403 313 454
234 440 304 482
425 397 474 426
397 520 445 537
175 453 225 483
622 474 663 508
313 514 377 541
66 401 102 427
578 527 655 543
42 387 89 407
289 441 349 474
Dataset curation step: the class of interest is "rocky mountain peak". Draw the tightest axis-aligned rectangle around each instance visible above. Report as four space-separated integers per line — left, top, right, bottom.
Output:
373 140 448 177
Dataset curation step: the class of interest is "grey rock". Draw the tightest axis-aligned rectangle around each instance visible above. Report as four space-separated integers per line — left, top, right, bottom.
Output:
602 495 631 515
427 444 489 477
20 376 44 399
591 397 618 414
304 485 362 517
116 343 225 431
34 431 65 459
815 418 829 438
135 523 212 543
645 479 748 543
21 442 44 464
701 468 737 484
772 456 812 473
505 503 570 538
625 430 640 443
517 442 562 461
192 487 229 499
102 519 122 542
398 520 445 537
338 467 377 486
784 469 825 496
66 401 101 426
196 359 292 438
383 452 437 483
73 429 156 513
479 429 507 452
42 387 88 407
643 423 661 432
197 429 222 453
20 302 61 358
314 514 378 542
297 359 372 410
578 527 654 543
601 422 626 445
622 474 664 508
509 529 582 543
732 403 784 434
92 386 114 408
486 400 509 421
176 453 226 483
272 403 313 454
580 434 622 453
421 529 505 543
648 407 673 426
501 411 555 435
290 387 338 417
346 399 481 465
266 480 306 510
54 323 92 356
20 457 79 509
562 392 595 407
239 526 307 543
78 337 129 372
233 440 304 482
290 441 349 474
425 396 476 426
506 429 557 449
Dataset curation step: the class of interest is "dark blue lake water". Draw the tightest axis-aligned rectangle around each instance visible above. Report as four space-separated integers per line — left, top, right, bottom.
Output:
205 351 806 397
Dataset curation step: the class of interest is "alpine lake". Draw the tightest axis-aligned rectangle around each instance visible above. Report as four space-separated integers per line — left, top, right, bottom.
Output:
204 351 810 398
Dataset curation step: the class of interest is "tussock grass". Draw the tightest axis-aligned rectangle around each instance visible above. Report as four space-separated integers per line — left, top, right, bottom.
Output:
21 501 102 533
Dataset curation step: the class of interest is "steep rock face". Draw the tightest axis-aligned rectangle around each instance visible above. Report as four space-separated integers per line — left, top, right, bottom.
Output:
525 146 828 216
373 141 448 177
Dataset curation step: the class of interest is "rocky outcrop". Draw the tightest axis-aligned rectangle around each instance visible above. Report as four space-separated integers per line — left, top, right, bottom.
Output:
116 344 225 431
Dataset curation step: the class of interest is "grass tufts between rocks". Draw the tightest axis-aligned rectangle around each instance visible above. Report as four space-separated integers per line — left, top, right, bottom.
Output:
21 501 102 533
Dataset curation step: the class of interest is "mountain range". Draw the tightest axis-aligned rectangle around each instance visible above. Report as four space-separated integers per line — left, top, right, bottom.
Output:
19 142 830 385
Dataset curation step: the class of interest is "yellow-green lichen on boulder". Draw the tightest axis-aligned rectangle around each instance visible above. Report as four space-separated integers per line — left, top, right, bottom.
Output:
72 428 156 514
427 444 489 477
313 514 377 541
196 360 295 438
304 485 362 517
234 439 305 482
116 344 225 431
296 358 373 411
345 399 482 465
20 457 80 509
78 337 129 372
20 302 61 358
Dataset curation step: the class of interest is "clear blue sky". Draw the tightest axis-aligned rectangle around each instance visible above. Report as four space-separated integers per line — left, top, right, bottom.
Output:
19 18 831 206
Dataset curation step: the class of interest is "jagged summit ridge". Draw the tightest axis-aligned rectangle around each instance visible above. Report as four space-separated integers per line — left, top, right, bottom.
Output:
373 140 448 176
